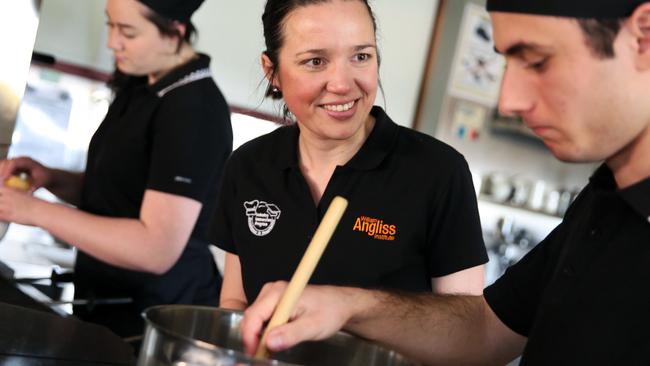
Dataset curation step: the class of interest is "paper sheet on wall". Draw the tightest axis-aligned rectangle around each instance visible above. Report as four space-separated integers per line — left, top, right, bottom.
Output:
8 82 72 169
447 3 505 107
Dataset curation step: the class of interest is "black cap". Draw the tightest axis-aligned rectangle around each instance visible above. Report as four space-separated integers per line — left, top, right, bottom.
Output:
138 0 204 22
486 0 646 18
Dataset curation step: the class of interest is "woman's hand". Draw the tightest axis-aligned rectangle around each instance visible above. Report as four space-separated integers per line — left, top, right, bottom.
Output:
0 186 43 225
0 157 53 193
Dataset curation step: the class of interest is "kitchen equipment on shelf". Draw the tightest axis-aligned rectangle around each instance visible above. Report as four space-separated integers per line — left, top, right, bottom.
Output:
137 305 417 366
484 216 541 284
527 180 547 211
509 176 531 207
480 172 512 203
480 172 579 217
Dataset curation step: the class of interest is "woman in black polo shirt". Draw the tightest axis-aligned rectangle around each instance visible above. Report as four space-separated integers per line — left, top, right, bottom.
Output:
0 0 231 336
210 0 487 310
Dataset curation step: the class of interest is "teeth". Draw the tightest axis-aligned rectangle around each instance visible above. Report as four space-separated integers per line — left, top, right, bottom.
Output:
323 101 355 112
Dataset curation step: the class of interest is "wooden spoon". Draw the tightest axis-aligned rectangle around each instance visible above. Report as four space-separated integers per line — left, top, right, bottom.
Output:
254 196 348 359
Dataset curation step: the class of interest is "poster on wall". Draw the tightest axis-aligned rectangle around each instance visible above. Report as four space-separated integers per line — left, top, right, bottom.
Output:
450 99 486 141
447 3 505 107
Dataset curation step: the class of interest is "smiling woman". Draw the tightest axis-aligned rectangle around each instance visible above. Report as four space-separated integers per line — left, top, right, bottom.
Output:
261 0 378 145
0 0 232 337
209 0 488 311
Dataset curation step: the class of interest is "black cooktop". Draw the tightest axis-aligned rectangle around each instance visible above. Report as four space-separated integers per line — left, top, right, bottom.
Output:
0 276 135 365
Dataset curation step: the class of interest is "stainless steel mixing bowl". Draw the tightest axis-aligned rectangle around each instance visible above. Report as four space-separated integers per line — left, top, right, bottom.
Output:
138 305 418 366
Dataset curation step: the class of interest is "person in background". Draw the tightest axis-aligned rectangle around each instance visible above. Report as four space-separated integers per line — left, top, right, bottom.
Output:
239 0 650 364
0 0 232 337
209 0 487 312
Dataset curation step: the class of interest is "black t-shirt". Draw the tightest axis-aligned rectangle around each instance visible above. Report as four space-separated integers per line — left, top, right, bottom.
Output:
209 106 487 302
74 54 232 335
484 164 650 365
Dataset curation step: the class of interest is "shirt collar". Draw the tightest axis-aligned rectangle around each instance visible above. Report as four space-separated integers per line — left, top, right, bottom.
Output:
270 106 400 170
270 124 300 169
618 174 650 223
591 163 650 221
589 164 618 191
147 53 211 96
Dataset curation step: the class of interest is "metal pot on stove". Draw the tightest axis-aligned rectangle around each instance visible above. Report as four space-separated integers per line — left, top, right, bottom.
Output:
138 305 417 366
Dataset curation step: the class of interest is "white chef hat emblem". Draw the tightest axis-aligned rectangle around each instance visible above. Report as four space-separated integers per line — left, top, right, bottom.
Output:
244 200 281 236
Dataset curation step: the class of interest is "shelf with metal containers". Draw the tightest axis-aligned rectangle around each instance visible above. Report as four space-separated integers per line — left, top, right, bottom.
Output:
478 171 581 219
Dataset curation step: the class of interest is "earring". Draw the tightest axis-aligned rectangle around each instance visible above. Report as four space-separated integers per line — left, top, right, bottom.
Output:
271 85 282 98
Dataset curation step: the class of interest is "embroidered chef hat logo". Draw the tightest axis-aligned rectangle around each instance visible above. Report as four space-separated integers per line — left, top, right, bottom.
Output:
244 200 281 236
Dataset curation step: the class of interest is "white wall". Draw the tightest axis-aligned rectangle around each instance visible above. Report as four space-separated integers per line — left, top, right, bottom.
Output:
34 0 113 72
33 0 439 128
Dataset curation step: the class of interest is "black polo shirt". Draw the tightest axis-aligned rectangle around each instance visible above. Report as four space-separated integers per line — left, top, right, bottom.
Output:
209 106 487 302
485 164 650 364
75 54 232 336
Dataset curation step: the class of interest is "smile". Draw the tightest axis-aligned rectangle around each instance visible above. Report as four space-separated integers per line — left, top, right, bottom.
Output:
322 100 356 112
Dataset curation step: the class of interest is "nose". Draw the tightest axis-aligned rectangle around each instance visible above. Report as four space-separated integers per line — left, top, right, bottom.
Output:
107 27 122 51
497 64 536 118
326 61 353 95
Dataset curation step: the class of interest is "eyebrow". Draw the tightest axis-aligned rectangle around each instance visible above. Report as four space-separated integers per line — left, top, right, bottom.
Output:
115 23 136 30
295 44 377 57
494 42 553 56
105 12 136 30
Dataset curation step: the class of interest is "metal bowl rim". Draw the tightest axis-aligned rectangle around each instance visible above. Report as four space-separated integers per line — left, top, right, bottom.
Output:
143 305 385 348
141 304 284 365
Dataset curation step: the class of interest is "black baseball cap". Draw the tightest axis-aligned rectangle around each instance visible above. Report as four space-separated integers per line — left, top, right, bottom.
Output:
138 0 205 22
487 0 647 18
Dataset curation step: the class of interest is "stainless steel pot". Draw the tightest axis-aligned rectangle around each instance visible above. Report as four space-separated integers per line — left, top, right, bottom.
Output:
138 305 418 366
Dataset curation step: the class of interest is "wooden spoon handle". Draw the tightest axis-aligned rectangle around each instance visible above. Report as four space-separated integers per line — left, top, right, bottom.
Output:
255 196 348 359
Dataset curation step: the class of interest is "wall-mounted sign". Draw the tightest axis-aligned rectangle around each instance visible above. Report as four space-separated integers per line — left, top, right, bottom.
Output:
450 99 486 141
447 3 505 107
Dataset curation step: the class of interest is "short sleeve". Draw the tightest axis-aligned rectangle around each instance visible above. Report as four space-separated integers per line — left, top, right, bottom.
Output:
426 156 488 277
147 86 232 202
207 155 238 254
484 226 562 336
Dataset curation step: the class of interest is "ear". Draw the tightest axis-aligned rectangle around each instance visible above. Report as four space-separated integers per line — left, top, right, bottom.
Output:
627 2 650 69
162 21 186 50
261 52 279 88
174 21 187 39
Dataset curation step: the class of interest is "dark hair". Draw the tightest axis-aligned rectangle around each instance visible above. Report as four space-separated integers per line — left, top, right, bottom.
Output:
577 18 625 59
109 8 197 93
262 0 382 121
143 8 197 53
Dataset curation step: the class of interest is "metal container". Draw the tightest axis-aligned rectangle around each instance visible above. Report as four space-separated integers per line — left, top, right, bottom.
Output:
138 305 418 366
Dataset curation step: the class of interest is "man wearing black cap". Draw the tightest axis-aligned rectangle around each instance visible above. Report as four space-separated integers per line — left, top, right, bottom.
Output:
239 1 650 364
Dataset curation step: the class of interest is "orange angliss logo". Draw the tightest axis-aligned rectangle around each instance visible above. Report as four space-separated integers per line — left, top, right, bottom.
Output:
352 216 397 241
